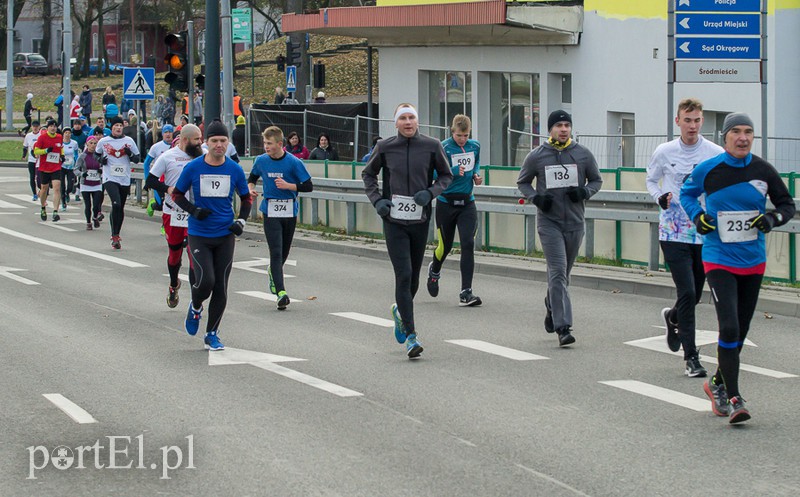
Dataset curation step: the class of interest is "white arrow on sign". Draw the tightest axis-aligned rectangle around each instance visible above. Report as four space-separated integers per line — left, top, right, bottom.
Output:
679 41 691 53
679 0 690 6
679 18 690 30
0 266 39 285
208 347 362 397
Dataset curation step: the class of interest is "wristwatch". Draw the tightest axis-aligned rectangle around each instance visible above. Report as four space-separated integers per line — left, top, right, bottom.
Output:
774 212 784 223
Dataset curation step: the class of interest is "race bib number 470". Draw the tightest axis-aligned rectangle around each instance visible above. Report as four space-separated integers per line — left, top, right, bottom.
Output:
717 210 759 243
200 174 230 198
390 195 423 221
544 164 579 189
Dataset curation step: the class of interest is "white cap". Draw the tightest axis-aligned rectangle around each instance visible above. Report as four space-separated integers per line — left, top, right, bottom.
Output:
128 109 136 115
317 91 325 98
27 93 33 99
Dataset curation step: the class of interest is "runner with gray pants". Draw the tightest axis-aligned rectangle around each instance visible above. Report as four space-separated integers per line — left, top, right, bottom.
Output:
517 110 603 346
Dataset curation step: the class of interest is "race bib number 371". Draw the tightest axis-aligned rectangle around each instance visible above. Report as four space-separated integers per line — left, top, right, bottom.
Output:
200 174 230 198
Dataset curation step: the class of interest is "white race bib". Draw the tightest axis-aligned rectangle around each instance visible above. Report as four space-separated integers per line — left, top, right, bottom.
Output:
46 152 61 164
64 155 74 166
170 208 189 228
268 198 294 218
200 174 230 198
86 169 101 181
110 164 126 177
451 152 475 172
717 210 759 243
545 164 579 189
390 194 423 221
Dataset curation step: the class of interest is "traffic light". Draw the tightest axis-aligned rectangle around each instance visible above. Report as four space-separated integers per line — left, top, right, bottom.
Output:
286 39 302 67
164 31 189 92
195 73 205 91
276 55 285 72
313 62 326 88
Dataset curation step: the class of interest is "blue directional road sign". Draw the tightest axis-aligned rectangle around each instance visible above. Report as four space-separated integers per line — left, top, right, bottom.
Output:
675 0 761 13
286 65 297 93
675 37 760 59
676 13 760 35
122 67 155 101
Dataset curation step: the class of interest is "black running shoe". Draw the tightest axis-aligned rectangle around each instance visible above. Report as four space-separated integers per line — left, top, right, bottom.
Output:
40 207 47 221
277 291 290 310
544 296 554 333
662 307 681 352
728 396 751 424
52 211 60 222
685 356 707 378
557 327 575 347
167 280 181 308
459 288 482 307
426 262 440 298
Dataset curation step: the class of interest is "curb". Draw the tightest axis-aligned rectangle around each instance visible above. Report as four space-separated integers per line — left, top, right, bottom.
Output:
120 203 800 319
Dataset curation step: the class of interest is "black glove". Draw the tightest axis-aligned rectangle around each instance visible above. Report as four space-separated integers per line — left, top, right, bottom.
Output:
375 199 393 218
747 212 777 234
22 147 28 160
532 194 554 213
45 147 53 154
694 213 716 235
657 192 671 210
566 186 590 203
82 171 88 179
123 147 133 157
95 153 108 165
229 219 245 236
413 189 433 206
192 207 212 220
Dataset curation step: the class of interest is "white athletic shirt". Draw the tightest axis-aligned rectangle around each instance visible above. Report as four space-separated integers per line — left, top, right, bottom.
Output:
149 146 194 214
147 140 171 160
96 135 140 186
24 132 39 163
646 136 723 244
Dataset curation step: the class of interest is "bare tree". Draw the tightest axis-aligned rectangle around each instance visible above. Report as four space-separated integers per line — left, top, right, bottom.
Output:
0 1 26 70
42 0 53 62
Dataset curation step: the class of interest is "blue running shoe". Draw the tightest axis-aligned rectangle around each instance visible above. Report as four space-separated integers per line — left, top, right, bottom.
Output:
268 266 276 295
185 303 203 336
391 303 407 344
204 331 225 351
406 333 423 358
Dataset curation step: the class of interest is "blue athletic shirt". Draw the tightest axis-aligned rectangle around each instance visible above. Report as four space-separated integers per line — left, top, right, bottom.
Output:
250 152 311 217
175 156 249 237
438 137 481 203
680 151 794 269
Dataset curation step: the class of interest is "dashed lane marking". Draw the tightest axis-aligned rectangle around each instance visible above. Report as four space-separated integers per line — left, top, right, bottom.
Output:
598 380 711 412
446 339 549 361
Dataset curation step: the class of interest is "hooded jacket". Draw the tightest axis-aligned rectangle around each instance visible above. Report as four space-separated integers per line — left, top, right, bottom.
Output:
79 89 93 115
362 131 453 225
517 139 603 231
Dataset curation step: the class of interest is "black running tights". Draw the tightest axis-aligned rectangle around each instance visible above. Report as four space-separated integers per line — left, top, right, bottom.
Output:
103 182 130 236
188 234 236 334
384 220 429 335
82 190 103 223
263 216 297 294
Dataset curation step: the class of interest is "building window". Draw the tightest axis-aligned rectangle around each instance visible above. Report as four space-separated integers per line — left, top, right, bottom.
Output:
32 39 44 55
426 71 472 141
488 72 540 167
120 31 144 64
561 74 572 104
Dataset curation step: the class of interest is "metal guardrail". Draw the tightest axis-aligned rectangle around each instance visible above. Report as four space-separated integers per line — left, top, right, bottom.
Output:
300 178 800 271
130 172 799 272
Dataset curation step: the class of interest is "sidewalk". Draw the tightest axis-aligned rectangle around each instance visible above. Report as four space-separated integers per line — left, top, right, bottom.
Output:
120 203 800 319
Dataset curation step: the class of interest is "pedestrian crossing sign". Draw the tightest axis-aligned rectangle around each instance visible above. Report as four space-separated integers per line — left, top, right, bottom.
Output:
286 66 297 93
123 67 155 100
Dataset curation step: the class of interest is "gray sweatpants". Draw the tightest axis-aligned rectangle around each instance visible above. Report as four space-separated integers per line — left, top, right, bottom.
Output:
538 221 584 331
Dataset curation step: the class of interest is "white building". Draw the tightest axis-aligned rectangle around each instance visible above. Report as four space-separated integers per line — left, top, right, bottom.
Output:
285 0 799 171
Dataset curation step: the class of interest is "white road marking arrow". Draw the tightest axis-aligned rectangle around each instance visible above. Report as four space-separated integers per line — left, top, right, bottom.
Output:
679 41 691 53
0 266 39 285
679 18 690 30
208 347 362 397
232 257 295 277
626 335 796 378
237 290 302 304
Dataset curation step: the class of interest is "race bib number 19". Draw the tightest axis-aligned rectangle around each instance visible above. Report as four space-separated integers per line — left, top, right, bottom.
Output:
717 210 759 243
544 164 579 189
390 195 423 221
200 174 230 198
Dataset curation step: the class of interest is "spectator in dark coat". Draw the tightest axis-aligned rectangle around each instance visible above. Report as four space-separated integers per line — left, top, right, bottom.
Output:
232 115 247 157
309 133 339 161
79 85 93 120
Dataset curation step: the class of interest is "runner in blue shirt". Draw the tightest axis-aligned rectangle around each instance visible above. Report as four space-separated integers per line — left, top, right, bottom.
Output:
172 120 253 351
248 126 313 310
